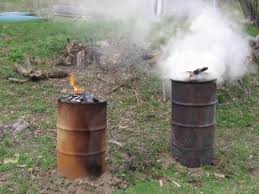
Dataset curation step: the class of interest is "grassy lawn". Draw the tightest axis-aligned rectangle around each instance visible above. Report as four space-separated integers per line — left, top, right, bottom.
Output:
0 20 259 194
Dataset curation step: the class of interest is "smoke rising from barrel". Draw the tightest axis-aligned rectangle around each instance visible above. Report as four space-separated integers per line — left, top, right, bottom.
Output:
159 1 252 83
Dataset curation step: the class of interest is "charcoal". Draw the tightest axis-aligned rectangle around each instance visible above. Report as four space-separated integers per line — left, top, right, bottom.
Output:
82 92 95 102
67 95 74 101
60 93 99 104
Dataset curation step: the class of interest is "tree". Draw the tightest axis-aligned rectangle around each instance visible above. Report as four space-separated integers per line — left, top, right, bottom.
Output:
238 0 259 26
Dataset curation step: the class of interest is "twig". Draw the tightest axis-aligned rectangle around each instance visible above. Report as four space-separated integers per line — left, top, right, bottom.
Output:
108 140 123 147
172 180 181 188
8 78 29 84
106 83 126 95
238 79 250 96
134 146 148 152
24 57 33 72
106 77 139 95
159 180 163 187
96 75 112 83
162 80 167 102
90 38 96 64
133 88 140 106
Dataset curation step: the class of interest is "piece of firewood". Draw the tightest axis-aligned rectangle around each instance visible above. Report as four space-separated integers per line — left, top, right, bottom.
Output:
238 79 251 96
8 78 29 84
48 71 69 79
16 65 47 81
15 64 32 76
29 70 48 81
106 77 139 95
76 50 86 68
162 80 166 102
24 57 33 72
108 140 123 147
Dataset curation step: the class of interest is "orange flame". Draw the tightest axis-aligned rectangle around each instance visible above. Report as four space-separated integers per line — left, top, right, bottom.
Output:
69 73 85 95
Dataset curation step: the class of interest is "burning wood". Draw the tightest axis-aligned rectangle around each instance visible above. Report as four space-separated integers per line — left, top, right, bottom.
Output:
60 93 99 103
193 67 208 75
68 73 85 95
187 67 209 80
60 73 99 103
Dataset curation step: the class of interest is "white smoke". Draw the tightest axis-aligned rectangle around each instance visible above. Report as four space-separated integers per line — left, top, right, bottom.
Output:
53 0 253 83
57 0 156 45
159 1 252 83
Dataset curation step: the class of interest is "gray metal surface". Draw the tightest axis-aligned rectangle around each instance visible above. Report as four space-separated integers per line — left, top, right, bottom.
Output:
171 79 217 168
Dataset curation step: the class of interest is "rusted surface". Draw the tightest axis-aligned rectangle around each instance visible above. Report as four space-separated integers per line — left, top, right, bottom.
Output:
171 79 217 168
57 99 107 179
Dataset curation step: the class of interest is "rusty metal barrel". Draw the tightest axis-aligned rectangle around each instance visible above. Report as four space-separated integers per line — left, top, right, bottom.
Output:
171 79 217 168
57 99 107 179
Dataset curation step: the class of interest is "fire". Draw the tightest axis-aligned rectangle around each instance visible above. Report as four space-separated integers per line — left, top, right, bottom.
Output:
69 73 85 95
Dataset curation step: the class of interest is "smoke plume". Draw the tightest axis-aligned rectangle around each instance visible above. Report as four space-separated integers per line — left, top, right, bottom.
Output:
159 0 252 83
68 0 154 44
53 0 253 83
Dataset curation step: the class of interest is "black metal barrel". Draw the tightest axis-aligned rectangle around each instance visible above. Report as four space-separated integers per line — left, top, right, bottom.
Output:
171 79 217 168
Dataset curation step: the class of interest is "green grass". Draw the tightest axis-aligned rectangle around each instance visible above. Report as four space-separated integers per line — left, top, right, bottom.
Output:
0 20 259 193
0 20 120 193
247 25 259 37
114 74 259 194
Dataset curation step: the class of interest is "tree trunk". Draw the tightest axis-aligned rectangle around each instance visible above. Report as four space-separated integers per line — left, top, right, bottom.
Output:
256 12 259 26
238 0 253 20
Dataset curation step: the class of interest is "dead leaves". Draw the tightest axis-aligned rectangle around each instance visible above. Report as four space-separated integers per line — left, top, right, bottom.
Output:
214 173 226 179
2 153 20 165
0 119 30 136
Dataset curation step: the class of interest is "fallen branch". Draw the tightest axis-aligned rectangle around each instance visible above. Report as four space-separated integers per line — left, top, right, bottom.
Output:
106 77 139 95
48 71 69 79
15 63 69 82
162 80 167 102
15 64 32 77
15 64 47 81
28 70 48 81
172 180 181 188
238 79 251 96
133 88 140 106
8 78 29 84
76 50 86 68
108 140 123 148
96 75 112 83
106 83 126 95
159 180 163 187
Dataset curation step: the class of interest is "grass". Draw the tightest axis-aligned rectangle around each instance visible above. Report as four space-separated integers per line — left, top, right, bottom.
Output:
0 20 259 193
247 25 259 37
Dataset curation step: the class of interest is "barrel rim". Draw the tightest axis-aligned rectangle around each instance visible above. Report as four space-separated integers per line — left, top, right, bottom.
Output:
171 79 217 83
58 97 107 105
